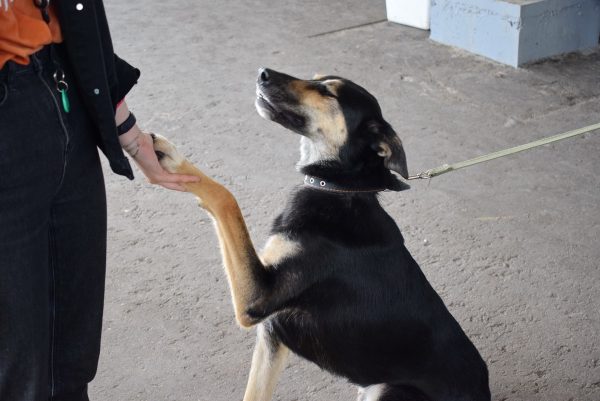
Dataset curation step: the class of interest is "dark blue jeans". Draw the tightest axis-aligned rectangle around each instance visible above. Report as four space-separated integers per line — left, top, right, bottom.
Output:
0 46 107 401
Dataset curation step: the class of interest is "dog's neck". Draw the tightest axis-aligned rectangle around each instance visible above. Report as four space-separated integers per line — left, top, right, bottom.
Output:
297 136 339 168
296 137 409 192
299 160 409 193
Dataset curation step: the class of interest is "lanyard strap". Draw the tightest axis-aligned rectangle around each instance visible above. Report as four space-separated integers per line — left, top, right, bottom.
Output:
33 0 50 23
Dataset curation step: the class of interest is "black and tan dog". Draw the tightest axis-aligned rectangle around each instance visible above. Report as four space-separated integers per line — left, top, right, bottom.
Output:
152 68 490 401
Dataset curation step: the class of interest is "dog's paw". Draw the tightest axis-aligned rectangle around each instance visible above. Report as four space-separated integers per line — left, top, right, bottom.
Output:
151 133 187 173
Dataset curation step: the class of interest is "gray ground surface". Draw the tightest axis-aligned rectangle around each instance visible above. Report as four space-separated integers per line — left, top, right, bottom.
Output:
95 1 600 400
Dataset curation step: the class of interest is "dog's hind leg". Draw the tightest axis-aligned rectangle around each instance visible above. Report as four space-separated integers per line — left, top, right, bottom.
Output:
152 134 283 328
243 323 289 401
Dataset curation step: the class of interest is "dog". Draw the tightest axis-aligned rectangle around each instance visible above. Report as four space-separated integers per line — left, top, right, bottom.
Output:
152 68 491 401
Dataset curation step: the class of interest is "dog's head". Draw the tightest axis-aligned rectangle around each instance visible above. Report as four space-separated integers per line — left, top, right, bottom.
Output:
255 68 409 191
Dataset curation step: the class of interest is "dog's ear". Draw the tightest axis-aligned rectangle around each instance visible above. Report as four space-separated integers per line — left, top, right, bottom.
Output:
367 121 409 179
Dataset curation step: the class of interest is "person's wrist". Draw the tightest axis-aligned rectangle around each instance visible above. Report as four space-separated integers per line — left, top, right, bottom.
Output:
120 125 144 158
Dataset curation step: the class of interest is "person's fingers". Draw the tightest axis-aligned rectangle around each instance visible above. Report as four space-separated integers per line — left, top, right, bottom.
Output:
158 182 188 192
171 174 201 183
153 173 200 184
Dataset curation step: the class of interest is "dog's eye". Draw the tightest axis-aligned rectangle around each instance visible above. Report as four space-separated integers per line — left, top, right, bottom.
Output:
317 84 337 98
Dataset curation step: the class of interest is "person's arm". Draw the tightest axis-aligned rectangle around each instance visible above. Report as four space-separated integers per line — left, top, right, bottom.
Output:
115 101 199 191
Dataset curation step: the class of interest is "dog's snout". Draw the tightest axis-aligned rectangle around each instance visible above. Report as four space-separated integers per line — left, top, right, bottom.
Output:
257 68 297 86
259 67 271 83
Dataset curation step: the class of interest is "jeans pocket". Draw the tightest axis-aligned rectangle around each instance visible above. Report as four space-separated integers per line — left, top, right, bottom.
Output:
0 75 64 191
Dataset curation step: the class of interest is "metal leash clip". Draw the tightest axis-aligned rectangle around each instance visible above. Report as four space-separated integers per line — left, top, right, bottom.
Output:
407 170 433 180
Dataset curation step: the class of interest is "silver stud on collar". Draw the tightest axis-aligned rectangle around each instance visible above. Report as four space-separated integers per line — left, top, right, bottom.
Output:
320 181 326 187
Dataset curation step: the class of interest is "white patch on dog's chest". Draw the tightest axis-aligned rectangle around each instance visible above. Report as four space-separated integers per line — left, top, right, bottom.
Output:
260 234 300 267
358 384 387 401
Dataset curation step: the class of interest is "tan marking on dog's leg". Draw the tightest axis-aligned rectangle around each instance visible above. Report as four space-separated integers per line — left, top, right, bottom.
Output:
153 135 267 327
243 324 289 401
204 188 263 327
259 234 300 267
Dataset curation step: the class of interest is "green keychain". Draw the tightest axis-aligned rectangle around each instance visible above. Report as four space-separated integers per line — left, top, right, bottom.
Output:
59 87 70 113
53 69 70 113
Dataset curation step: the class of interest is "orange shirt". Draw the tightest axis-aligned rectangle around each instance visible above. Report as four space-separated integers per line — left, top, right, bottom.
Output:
0 0 62 68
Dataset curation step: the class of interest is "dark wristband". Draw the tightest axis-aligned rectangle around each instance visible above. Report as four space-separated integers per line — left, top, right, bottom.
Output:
117 112 136 136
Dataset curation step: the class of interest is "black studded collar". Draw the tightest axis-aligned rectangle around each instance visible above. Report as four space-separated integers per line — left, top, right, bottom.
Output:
303 175 386 193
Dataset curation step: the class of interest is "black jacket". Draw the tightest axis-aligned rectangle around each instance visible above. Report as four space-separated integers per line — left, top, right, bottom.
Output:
55 0 139 179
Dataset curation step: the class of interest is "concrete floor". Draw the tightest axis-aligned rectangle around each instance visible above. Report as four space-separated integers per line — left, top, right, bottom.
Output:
96 1 600 400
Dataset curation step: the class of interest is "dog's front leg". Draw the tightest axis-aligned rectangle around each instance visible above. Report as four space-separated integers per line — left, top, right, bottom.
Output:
243 324 289 401
152 134 269 327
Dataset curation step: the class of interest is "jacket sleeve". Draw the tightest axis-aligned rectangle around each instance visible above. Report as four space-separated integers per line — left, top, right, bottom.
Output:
112 54 140 107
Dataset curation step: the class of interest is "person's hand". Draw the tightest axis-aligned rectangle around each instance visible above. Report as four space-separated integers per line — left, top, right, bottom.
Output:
115 101 199 191
120 127 199 191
